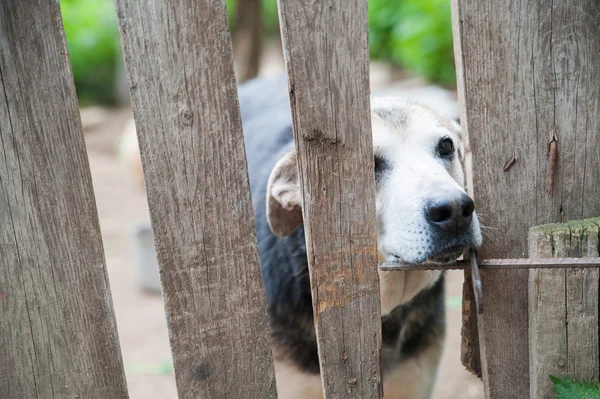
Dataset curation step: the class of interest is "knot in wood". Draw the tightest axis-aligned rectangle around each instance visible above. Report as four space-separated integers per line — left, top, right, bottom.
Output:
181 108 194 125
303 128 339 145
192 362 212 380
557 358 566 367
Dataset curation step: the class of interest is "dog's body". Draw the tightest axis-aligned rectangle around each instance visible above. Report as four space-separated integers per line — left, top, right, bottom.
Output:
239 76 481 398
120 75 481 398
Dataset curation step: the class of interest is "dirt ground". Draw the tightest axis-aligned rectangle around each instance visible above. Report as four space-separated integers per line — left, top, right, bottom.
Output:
82 44 484 397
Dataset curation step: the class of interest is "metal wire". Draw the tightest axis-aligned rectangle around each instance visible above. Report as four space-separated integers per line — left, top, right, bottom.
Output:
379 257 600 271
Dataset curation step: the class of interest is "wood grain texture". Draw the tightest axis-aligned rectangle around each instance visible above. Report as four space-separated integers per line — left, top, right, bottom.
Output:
566 220 599 380
460 270 482 377
277 0 382 397
450 0 482 378
452 0 600 397
116 1 276 398
0 1 128 398
529 224 569 398
529 220 599 398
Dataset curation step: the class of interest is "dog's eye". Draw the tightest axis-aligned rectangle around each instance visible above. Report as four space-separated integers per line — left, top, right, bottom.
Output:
374 156 389 181
437 138 455 158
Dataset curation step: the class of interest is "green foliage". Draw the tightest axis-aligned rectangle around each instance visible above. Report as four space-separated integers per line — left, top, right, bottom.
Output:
60 0 456 104
550 375 600 399
369 0 456 86
261 0 457 85
226 0 279 35
60 0 120 105
261 0 280 35
124 359 174 376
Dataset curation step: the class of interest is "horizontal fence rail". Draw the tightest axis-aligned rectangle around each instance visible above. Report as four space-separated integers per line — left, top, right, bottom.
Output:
380 257 600 271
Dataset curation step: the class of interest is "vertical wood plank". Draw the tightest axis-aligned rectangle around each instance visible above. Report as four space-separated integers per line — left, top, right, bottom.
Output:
277 1 382 398
529 220 600 398
0 1 128 398
528 224 569 398
452 0 600 397
565 220 599 380
450 0 481 378
115 1 277 398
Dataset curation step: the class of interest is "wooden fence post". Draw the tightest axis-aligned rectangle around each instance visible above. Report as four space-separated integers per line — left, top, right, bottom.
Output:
116 1 276 398
277 0 383 398
452 0 600 397
529 219 600 398
0 1 128 398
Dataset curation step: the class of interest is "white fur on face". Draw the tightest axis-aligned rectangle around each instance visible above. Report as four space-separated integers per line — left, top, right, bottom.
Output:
371 97 482 264
266 97 482 314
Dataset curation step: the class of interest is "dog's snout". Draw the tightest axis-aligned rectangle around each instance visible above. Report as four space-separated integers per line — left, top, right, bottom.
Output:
426 193 474 233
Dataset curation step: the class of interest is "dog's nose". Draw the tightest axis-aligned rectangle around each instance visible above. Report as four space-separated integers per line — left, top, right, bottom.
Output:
426 193 475 233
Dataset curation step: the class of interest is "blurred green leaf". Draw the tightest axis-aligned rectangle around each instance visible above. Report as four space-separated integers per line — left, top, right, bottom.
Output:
388 0 456 85
446 295 462 309
60 0 120 105
125 359 175 376
60 0 457 105
550 375 600 399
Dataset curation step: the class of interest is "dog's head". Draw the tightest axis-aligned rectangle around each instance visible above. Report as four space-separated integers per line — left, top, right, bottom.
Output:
265 97 482 265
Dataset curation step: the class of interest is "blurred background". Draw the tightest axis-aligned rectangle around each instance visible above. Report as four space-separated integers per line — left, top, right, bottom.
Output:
61 0 483 397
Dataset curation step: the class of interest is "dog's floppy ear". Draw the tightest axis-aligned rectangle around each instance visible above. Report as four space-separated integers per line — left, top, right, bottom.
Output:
266 150 303 237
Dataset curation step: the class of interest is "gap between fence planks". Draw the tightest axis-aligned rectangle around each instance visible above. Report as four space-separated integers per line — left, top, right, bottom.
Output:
232 0 262 83
116 1 276 398
277 1 383 398
0 1 128 398
452 0 600 397
529 218 600 398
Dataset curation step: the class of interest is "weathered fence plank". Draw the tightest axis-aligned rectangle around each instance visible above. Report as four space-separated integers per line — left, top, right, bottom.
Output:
277 0 383 398
0 1 128 398
566 221 599 379
452 0 600 397
116 1 276 398
529 219 600 398
528 223 570 398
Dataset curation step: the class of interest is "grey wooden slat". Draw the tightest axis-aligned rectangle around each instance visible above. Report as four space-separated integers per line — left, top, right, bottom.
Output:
529 220 600 398
0 1 128 398
566 221 599 380
528 224 569 398
115 1 277 398
277 0 383 397
451 0 600 397
450 0 482 378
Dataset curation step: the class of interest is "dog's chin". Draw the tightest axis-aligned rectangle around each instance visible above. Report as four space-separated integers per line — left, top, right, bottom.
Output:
425 245 465 264
386 244 469 265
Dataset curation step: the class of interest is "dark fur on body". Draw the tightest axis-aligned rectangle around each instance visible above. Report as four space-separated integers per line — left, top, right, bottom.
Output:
239 75 446 376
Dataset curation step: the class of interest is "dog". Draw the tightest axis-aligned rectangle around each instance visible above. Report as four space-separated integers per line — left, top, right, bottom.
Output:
120 75 482 398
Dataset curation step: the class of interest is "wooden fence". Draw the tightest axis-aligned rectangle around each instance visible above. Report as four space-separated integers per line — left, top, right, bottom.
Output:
1 0 599 398
453 1 600 397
